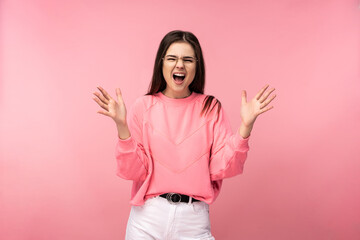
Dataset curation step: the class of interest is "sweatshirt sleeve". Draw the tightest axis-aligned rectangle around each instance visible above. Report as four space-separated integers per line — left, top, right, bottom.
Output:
209 106 250 181
115 98 149 182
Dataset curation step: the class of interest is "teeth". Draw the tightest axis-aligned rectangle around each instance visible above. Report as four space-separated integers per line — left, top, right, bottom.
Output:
174 73 185 77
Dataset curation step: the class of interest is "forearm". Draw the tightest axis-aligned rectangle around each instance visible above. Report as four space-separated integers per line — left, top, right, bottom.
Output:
115 137 148 181
116 122 131 140
239 122 253 139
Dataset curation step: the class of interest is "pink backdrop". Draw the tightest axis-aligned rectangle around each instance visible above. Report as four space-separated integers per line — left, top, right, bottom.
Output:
1 0 359 239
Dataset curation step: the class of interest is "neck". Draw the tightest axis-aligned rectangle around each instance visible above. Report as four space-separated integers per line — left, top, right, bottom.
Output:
162 90 192 99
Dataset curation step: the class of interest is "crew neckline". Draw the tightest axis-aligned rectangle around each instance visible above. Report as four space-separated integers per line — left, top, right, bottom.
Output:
155 91 199 106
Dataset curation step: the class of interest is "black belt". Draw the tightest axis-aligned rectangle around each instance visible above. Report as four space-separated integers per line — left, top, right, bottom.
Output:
160 193 200 204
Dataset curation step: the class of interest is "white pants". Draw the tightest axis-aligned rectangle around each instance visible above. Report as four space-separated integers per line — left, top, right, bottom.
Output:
125 195 215 240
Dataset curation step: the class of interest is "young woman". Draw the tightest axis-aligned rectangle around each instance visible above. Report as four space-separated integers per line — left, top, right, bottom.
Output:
93 30 276 239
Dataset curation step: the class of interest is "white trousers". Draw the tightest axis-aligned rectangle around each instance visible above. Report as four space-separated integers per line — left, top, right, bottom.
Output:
125 195 215 240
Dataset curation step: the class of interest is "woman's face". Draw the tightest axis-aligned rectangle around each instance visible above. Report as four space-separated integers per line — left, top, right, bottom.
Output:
162 41 196 99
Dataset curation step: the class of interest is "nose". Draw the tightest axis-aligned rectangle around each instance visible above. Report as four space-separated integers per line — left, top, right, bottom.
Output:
175 58 185 69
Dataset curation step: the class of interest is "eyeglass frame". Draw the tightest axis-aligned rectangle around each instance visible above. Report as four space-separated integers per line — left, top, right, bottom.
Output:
162 55 198 66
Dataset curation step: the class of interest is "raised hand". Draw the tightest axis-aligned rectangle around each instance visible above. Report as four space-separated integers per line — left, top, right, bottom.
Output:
240 84 276 128
93 86 127 126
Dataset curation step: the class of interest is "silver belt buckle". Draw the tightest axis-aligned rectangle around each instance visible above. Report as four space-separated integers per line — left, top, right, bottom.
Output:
166 193 181 204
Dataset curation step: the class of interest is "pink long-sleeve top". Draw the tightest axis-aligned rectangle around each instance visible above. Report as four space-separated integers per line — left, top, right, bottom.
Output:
115 91 250 206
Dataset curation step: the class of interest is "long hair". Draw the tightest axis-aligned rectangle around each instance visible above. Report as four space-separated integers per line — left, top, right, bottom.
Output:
145 30 221 117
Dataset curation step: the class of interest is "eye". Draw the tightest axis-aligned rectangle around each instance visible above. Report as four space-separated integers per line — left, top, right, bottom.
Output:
167 58 176 61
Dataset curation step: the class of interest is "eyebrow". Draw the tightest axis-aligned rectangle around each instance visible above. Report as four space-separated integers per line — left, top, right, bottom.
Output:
165 55 196 58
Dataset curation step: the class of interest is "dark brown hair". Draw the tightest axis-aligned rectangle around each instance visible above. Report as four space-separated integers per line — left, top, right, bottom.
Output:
145 30 221 118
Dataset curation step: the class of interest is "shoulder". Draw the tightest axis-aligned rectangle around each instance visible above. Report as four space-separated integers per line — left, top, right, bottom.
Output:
130 94 158 114
196 93 223 119
192 92 220 107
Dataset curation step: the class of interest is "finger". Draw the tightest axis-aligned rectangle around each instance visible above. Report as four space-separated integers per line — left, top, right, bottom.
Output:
255 84 269 101
259 105 274 115
97 110 111 117
93 97 109 111
259 88 275 103
241 90 247 104
116 88 124 104
92 97 109 111
97 86 113 101
93 91 109 105
260 94 276 109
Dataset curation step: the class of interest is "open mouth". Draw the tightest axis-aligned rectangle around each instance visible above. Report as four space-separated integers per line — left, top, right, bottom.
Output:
173 73 186 84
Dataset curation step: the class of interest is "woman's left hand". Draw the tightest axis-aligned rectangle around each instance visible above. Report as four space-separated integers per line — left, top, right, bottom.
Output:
240 84 276 128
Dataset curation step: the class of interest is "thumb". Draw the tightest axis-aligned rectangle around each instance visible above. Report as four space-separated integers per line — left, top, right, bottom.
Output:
116 88 123 103
241 90 247 104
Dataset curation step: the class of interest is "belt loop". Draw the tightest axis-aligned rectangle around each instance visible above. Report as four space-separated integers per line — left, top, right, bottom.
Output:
188 196 192 205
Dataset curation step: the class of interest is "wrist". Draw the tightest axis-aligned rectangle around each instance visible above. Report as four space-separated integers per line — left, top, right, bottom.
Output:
115 120 128 128
239 122 253 139
116 121 131 140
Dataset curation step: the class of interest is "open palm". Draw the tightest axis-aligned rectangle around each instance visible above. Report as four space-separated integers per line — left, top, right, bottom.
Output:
93 86 127 125
240 84 276 127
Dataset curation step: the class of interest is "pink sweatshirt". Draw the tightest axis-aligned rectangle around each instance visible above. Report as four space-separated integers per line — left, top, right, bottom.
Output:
115 91 250 206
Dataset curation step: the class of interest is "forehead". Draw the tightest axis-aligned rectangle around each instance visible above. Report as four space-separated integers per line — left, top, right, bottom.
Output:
165 42 195 56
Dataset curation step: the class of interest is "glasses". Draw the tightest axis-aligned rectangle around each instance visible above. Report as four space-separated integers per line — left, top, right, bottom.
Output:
162 55 198 66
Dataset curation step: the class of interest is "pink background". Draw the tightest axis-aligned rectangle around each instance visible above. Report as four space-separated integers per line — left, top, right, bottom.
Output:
1 0 359 239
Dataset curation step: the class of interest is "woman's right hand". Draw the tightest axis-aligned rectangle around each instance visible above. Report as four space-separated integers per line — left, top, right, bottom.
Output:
93 86 127 126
